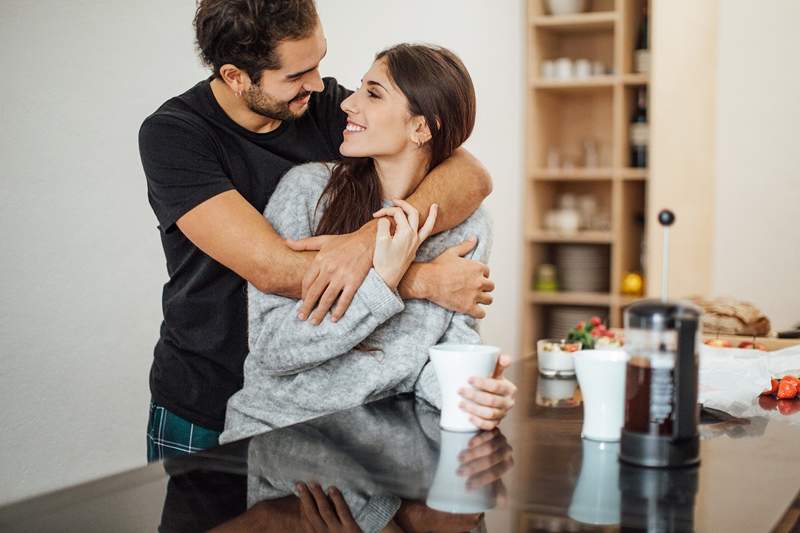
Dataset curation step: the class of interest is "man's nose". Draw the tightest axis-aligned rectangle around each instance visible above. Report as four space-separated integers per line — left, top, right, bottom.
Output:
304 71 324 93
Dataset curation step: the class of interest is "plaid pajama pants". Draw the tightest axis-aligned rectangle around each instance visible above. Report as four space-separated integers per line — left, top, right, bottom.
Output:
146 401 221 462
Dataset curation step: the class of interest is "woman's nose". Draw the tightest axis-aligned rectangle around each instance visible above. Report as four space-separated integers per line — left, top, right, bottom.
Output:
340 92 357 114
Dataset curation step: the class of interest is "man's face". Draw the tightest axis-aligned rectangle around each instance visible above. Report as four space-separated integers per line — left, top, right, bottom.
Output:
244 21 327 121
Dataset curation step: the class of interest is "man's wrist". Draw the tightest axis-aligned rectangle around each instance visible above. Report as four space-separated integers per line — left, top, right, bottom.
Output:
398 262 436 301
357 218 378 253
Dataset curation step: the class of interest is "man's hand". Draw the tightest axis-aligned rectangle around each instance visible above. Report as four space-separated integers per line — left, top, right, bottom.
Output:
287 221 377 325
423 238 494 319
394 500 482 533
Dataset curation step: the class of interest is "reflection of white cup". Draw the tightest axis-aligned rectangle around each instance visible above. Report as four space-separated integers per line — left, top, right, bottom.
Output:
429 344 500 431
568 440 621 525
426 430 495 514
574 349 628 441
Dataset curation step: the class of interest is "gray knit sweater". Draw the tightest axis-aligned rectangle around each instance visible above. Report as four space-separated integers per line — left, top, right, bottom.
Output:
221 162 492 444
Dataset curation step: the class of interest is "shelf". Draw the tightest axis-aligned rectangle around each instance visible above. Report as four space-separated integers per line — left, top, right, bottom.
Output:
622 73 649 85
527 291 612 306
531 12 617 32
619 168 648 180
532 76 616 92
527 231 613 244
618 295 643 307
530 168 613 181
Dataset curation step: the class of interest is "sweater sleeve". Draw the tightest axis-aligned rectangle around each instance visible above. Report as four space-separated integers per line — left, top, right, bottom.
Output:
248 163 405 376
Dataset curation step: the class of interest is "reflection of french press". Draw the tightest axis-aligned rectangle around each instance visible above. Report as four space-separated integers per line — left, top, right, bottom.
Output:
619 210 702 468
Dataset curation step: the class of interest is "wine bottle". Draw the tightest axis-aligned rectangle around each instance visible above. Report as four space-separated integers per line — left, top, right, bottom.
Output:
634 2 649 74
629 87 648 168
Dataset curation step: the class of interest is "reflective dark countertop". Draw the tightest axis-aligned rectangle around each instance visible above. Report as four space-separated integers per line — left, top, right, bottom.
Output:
2 359 800 532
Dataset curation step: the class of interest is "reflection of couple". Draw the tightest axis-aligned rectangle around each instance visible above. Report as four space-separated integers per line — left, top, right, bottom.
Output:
184 397 510 532
141 0 515 460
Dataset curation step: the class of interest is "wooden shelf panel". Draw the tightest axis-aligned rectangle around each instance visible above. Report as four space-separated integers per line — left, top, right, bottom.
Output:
527 291 613 306
619 167 648 180
531 76 616 92
527 231 613 243
531 12 617 32
530 168 613 180
622 73 649 85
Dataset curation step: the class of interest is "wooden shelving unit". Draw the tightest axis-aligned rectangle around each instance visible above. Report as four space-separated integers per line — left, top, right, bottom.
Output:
522 0 651 356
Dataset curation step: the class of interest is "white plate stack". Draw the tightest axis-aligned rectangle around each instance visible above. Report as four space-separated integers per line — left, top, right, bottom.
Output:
547 306 609 340
555 244 610 293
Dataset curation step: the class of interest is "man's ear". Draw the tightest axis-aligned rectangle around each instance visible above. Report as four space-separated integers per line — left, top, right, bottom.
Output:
218 64 251 96
411 116 433 146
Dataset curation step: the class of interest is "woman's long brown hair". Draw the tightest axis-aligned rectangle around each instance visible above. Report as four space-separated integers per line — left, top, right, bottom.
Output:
315 43 476 236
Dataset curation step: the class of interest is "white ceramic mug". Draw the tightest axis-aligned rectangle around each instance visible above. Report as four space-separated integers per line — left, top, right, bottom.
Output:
568 439 621 525
426 430 496 514
429 344 500 432
574 349 628 441
574 58 592 79
554 57 573 80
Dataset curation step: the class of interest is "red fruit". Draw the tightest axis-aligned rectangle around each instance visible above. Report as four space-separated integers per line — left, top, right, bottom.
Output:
761 378 780 396
777 400 800 416
776 377 799 400
604 331 615 338
739 341 767 351
590 317 602 327
591 328 602 337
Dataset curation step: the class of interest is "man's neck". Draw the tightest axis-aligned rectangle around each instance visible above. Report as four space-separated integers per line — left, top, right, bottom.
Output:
209 78 282 134
374 151 430 201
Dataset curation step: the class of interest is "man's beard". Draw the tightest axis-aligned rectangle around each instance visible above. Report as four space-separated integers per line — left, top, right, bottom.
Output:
244 85 311 121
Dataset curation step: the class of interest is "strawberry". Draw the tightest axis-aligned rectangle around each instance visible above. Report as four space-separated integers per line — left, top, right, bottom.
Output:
776 377 799 400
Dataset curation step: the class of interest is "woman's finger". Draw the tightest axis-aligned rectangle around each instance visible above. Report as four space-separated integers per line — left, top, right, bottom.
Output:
392 199 420 231
376 217 391 242
417 204 438 242
460 398 505 421
331 285 357 322
469 375 516 397
481 278 496 293
371 201 396 218
460 385 513 410
386 207 411 234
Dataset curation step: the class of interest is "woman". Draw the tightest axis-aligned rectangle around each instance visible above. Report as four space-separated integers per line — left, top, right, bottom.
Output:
221 43 515 443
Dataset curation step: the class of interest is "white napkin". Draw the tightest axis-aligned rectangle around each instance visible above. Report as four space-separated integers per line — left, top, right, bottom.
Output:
699 344 800 423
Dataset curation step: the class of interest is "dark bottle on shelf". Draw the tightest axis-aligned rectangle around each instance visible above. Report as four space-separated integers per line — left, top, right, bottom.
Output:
634 2 649 74
629 87 648 168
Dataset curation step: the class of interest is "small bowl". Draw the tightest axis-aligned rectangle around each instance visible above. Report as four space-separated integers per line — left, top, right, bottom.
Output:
537 338 582 377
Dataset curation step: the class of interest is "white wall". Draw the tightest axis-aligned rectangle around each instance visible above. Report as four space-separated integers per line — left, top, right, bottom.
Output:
0 0 524 504
713 0 800 330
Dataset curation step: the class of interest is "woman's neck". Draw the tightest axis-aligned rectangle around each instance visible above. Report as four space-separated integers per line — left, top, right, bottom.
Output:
373 150 430 201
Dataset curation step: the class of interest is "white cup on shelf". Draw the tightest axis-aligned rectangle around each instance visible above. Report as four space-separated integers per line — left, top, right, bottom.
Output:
429 344 500 432
575 59 592 79
554 57 573 80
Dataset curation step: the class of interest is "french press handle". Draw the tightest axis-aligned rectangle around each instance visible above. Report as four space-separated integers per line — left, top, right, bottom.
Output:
673 313 699 440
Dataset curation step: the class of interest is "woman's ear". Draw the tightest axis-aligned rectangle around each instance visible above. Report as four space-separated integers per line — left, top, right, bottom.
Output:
410 116 432 147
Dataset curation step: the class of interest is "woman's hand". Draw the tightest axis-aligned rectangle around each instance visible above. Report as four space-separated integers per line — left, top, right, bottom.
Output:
458 354 517 430
373 199 437 290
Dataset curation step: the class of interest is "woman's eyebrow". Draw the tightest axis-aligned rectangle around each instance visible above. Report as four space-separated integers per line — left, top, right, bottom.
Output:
365 79 389 93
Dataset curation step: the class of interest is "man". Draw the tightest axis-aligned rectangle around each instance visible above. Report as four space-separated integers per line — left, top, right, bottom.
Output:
139 0 498 461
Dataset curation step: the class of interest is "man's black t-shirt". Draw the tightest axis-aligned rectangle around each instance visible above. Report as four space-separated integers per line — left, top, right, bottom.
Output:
139 77 349 431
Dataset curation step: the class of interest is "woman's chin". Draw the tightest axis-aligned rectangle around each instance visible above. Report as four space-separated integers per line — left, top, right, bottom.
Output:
339 143 367 158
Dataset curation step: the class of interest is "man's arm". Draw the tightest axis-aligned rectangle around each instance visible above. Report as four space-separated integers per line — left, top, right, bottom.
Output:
176 189 309 298
293 148 493 320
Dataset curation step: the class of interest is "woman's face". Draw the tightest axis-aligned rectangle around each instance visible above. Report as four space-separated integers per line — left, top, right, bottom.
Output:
339 59 417 158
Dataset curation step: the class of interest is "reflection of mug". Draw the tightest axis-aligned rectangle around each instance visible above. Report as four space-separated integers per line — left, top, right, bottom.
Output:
429 344 500 431
574 349 628 441
426 430 496 514
568 440 621 525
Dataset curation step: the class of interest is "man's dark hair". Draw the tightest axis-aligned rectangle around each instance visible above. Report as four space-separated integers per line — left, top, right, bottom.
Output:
194 0 318 84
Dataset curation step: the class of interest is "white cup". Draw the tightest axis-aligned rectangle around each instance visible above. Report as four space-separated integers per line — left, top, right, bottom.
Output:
541 60 556 79
574 58 592 79
429 344 500 432
426 430 495 514
554 57 573 80
574 349 628 441
568 439 621 525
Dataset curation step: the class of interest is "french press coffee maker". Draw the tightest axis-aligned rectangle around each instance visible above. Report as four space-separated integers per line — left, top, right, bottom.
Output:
619 210 702 468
